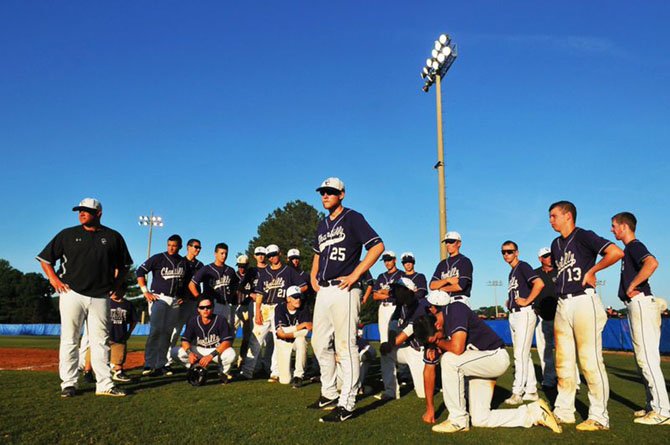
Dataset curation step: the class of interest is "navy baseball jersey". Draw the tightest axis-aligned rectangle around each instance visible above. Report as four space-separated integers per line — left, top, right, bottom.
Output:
404 271 428 299
109 299 137 344
255 265 307 305
430 254 473 297
181 314 234 348
274 303 312 342
36 225 133 297
396 298 431 351
374 269 404 304
361 270 374 288
313 208 382 281
182 257 204 298
238 267 259 295
550 228 612 296
191 264 239 305
507 261 540 311
136 252 187 297
618 239 655 301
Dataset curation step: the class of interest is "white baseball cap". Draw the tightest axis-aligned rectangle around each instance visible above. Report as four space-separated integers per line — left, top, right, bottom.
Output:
401 252 415 263
380 250 396 261
286 285 303 298
287 248 300 259
443 231 461 242
254 246 267 255
538 247 551 257
236 255 249 265
392 277 418 292
427 290 451 306
266 244 280 256
316 177 345 193
72 197 102 212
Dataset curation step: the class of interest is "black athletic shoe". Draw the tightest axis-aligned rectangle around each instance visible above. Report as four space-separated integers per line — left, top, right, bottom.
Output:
319 406 354 423
219 372 229 385
82 370 96 384
307 396 338 410
61 386 76 398
291 376 303 389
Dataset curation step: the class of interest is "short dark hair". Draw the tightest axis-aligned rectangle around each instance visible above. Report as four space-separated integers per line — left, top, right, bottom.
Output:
168 234 183 248
198 297 213 306
501 240 518 250
215 242 229 252
187 238 201 247
413 314 438 348
549 200 577 222
612 212 637 232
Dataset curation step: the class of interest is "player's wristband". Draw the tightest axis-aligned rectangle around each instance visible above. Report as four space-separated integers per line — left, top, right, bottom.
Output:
210 350 220 358
140 286 149 294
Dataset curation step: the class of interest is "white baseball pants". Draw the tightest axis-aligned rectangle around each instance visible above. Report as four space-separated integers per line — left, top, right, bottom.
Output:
59 289 113 392
171 346 236 374
381 346 426 398
312 285 362 412
553 289 609 426
144 294 180 369
626 294 670 417
276 337 307 384
509 308 537 395
378 302 397 396
535 316 581 387
440 347 541 428
241 303 276 377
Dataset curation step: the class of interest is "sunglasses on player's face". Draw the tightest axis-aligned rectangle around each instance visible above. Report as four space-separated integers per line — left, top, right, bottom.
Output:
190 245 202 250
198 305 213 310
501 249 517 255
444 239 458 245
319 188 340 196
541 253 551 259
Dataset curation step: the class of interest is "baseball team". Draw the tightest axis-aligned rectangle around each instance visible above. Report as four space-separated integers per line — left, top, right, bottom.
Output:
37 177 669 431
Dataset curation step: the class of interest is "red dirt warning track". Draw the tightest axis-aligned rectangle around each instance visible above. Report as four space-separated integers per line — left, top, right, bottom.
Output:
0 348 145 372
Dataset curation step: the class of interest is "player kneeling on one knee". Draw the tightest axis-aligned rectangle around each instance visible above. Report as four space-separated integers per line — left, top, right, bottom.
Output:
275 286 312 387
378 277 429 400
171 297 236 384
413 308 562 434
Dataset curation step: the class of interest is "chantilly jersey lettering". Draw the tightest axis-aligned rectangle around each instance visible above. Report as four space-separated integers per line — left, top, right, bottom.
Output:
618 239 654 301
430 254 473 297
374 270 404 304
551 228 612 296
182 314 233 348
313 208 382 282
507 261 538 311
137 252 187 297
255 266 307 305
192 264 239 304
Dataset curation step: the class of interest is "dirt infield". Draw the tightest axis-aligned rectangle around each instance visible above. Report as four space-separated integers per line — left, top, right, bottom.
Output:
0 348 145 372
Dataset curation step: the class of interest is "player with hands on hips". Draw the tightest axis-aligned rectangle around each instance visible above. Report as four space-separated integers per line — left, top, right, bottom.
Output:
548 201 623 431
171 297 236 384
309 177 384 423
274 285 313 388
429 232 473 307
610 212 670 425
414 308 562 434
501 240 544 405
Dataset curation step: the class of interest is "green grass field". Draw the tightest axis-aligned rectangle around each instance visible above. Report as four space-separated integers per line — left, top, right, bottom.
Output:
0 336 668 444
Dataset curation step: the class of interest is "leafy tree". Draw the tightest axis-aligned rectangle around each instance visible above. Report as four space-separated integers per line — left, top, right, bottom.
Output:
246 200 324 274
0 259 57 323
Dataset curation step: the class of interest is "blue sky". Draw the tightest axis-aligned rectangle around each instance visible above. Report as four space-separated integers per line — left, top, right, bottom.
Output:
1 1 668 309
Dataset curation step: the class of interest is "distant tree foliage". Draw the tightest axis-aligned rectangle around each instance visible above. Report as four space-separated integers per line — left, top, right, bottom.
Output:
0 259 58 323
246 200 324 274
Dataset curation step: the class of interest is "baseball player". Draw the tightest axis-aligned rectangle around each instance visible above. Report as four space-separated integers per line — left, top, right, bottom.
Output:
274 285 313 387
137 234 188 377
360 270 375 304
378 277 429 400
109 284 138 382
170 297 236 383
308 177 384 423
548 201 623 431
373 250 404 399
234 254 254 368
236 247 266 370
188 242 239 332
241 244 307 381
500 240 543 405
165 238 204 369
400 252 428 300
415 309 561 434
611 212 670 425
429 232 473 307
335 327 377 395
37 197 132 397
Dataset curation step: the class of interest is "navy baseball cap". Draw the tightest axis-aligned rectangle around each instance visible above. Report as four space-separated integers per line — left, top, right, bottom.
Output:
73 197 102 212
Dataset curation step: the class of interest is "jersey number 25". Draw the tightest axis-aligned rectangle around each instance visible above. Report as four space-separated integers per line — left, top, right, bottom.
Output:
329 247 346 261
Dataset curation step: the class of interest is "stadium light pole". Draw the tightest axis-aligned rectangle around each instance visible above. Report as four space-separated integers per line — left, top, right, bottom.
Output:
138 211 164 259
421 34 458 260
487 280 503 319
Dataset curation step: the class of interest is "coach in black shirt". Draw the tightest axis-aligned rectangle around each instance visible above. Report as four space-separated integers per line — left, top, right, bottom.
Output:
37 198 132 398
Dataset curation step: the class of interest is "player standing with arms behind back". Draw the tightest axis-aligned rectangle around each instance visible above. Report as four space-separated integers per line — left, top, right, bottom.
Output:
548 201 623 431
309 177 384 423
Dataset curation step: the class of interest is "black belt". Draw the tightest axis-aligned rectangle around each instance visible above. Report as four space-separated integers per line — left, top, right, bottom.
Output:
319 279 361 290
510 306 532 313
451 295 468 301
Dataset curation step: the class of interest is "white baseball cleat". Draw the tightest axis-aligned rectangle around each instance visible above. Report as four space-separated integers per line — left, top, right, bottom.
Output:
634 409 648 418
633 411 670 426
523 392 539 401
504 394 523 405
431 419 469 433
533 399 562 433
575 419 609 431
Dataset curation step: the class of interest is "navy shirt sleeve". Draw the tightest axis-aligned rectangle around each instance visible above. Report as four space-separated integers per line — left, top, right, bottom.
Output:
519 261 539 287
445 303 469 337
136 254 157 279
457 258 473 293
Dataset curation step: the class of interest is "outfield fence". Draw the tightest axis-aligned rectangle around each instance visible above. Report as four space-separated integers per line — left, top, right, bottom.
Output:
1 318 669 353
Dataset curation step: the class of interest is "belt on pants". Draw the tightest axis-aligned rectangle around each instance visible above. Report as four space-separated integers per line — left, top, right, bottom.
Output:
380 301 395 307
510 306 533 313
319 279 361 290
451 295 468 301
557 292 588 300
